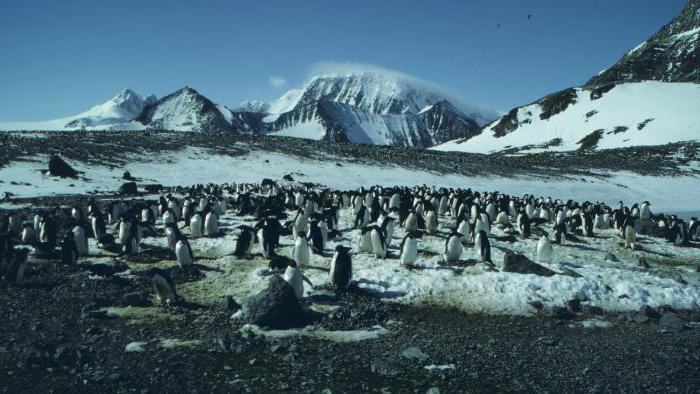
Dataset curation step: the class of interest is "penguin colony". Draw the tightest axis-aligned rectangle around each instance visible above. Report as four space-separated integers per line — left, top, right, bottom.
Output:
1 182 698 309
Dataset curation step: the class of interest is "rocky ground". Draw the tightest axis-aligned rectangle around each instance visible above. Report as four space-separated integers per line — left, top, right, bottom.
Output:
1 192 700 393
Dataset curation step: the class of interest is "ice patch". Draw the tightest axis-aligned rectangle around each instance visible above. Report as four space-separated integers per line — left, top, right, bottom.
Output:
240 324 391 343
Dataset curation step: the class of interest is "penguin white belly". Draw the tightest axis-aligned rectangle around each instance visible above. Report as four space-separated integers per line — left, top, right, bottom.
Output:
458 221 471 244
426 212 438 234
401 239 418 265
152 276 176 303
257 229 269 257
283 267 304 300
536 237 553 264
385 221 395 246
293 239 310 266
141 209 150 224
163 211 175 226
496 212 509 226
624 226 636 249
405 215 417 232
443 236 462 262
358 232 373 253
370 230 386 258
73 227 88 256
119 222 130 245
33 215 41 232
175 241 193 267
204 213 218 236
165 228 177 251
190 215 203 238
22 227 37 244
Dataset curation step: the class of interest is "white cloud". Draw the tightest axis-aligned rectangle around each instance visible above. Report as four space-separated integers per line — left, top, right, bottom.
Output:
268 76 287 88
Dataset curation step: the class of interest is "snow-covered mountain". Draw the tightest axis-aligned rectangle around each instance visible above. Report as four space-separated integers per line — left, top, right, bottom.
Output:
435 1 700 154
260 71 494 147
0 89 156 131
134 87 234 132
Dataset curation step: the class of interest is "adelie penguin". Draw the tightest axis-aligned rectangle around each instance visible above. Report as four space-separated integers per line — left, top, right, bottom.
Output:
175 238 194 268
307 220 325 254
536 235 554 264
234 225 255 257
474 230 492 263
148 268 178 305
282 261 312 300
293 231 311 267
72 225 89 256
3 248 30 285
190 211 204 238
623 215 636 249
61 232 78 265
400 230 421 266
443 229 463 263
370 224 389 259
330 245 352 290
357 225 374 253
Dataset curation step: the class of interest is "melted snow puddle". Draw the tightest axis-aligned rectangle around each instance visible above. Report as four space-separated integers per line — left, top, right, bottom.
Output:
240 324 390 343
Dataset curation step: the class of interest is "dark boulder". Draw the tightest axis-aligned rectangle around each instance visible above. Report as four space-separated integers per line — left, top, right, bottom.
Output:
502 252 556 276
48 155 78 178
565 299 582 314
550 306 575 320
143 184 164 193
122 292 147 307
118 182 138 195
659 312 686 332
282 174 294 181
246 275 305 329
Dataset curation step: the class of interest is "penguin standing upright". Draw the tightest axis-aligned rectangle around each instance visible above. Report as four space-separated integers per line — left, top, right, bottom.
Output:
204 210 218 237
292 232 310 267
175 239 194 268
399 230 421 266
329 245 352 290
21 222 37 244
61 233 78 265
148 268 178 304
234 225 255 257
3 248 30 285
72 225 89 256
443 230 463 263
536 235 553 264
370 225 389 259
190 212 203 238
283 262 305 300
623 215 636 249
307 220 325 253
357 226 374 253
425 209 438 234
404 210 418 233
474 230 492 263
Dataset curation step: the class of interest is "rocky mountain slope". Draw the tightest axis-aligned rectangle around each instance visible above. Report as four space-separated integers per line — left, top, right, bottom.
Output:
436 1 700 154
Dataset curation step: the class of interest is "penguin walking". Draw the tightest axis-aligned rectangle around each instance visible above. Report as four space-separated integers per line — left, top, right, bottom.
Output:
148 268 178 304
175 239 194 268
330 245 352 290
292 232 311 267
400 230 421 266
536 235 554 264
443 230 463 263
474 230 492 263
234 225 255 257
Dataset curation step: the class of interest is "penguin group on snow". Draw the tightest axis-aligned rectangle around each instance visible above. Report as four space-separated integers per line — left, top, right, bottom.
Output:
2 179 699 313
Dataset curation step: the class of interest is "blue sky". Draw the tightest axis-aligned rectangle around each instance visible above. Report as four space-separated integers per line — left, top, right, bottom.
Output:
0 0 687 121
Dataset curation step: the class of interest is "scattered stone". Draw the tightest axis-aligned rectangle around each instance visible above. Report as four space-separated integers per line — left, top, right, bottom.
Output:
246 275 306 329
638 305 660 320
402 347 428 362
560 267 583 278
529 301 545 311
503 252 556 276
370 358 402 377
144 184 164 193
565 299 582 314
637 258 650 269
659 312 686 332
282 174 294 181
118 182 138 195
48 155 78 178
122 292 147 307
604 252 619 262
550 306 574 320
226 296 241 312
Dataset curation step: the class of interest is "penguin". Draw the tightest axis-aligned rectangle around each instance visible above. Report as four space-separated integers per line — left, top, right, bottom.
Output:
91 212 106 240
443 229 463 263
204 210 218 236
582 211 594 237
474 230 492 263
61 232 78 265
404 210 418 233
536 235 554 264
147 268 178 304
72 225 89 256
554 220 567 245
257 216 281 258
307 220 325 254
175 239 194 268
623 215 636 249
21 222 37 244
495 211 509 227
234 225 255 257
3 248 29 285
283 262 305 300
162 209 176 227
329 245 352 290
121 228 140 256
425 209 438 234
117 216 132 245
357 225 374 253
354 205 370 229
164 223 183 251
370 225 389 259
292 232 310 267
190 212 203 238
399 230 421 266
